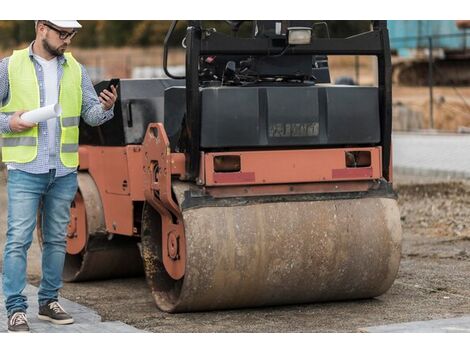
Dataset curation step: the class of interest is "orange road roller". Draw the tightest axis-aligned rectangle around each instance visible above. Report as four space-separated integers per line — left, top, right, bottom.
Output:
41 21 402 312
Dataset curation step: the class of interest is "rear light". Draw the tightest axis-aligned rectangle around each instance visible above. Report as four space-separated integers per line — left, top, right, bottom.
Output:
214 155 241 173
345 151 371 168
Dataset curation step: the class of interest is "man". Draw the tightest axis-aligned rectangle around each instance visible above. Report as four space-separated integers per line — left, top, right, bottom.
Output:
0 20 118 332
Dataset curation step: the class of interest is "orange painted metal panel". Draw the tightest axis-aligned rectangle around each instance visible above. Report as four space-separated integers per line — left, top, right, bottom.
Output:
213 172 256 184
332 167 372 179
78 146 89 170
142 123 186 279
126 146 146 201
102 148 131 196
170 153 186 175
77 142 182 238
80 146 137 236
204 147 382 186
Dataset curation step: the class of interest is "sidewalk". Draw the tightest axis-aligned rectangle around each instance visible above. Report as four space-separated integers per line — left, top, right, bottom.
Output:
361 316 470 333
393 132 470 179
0 278 143 333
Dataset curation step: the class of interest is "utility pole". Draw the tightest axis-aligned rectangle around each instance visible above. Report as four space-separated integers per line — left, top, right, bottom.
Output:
428 36 434 129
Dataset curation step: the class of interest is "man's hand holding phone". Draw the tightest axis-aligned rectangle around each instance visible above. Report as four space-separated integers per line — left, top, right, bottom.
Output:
100 78 119 111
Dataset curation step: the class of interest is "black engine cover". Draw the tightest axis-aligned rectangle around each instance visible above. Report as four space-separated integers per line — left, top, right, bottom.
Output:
199 85 381 148
82 80 381 149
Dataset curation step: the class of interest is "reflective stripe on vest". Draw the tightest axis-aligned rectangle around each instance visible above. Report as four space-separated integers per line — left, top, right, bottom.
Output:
0 48 82 167
62 116 80 127
0 136 37 147
61 143 79 153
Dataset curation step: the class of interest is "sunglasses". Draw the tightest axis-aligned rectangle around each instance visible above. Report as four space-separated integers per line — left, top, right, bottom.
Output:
43 23 77 40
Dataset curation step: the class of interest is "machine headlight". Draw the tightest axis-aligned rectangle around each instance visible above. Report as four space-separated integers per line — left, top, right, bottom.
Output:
287 27 312 45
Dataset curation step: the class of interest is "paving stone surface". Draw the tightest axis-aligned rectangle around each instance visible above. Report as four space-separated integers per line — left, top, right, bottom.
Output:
393 132 470 178
0 278 143 333
361 316 470 333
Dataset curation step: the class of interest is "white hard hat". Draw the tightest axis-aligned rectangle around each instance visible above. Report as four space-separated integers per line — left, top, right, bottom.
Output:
36 20 82 29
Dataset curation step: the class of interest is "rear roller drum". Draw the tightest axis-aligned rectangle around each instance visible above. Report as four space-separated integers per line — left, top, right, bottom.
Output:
38 172 143 282
63 235 144 282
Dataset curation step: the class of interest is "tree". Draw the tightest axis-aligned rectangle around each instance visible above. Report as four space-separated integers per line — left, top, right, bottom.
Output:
0 20 372 49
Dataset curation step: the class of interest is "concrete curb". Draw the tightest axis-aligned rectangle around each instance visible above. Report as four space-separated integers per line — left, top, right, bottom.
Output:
394 166 470 180
393 133 470 180
360 315 470 333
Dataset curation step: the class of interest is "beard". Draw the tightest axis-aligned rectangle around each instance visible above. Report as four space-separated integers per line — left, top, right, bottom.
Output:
42 38 67 57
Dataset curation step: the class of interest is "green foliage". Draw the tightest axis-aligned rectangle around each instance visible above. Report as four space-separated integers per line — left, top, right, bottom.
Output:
128 21 170 46
71 21 99 47
0 20 35 48
0 20 372 49
325 20 370 38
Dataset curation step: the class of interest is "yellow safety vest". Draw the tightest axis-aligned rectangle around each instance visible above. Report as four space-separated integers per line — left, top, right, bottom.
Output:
0 47 82 168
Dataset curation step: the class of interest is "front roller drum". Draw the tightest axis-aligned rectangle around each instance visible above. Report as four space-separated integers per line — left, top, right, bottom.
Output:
142 194 402 312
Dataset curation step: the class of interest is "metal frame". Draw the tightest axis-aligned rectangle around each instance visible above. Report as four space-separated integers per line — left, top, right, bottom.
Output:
179 20 393 181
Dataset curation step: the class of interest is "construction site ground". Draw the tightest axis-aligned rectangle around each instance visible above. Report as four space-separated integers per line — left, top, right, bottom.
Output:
0 168 469 332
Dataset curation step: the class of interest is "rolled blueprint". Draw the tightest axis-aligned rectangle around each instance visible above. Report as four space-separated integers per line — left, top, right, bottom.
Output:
20 104 62 123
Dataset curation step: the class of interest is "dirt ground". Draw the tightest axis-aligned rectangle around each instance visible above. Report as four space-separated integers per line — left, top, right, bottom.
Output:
328 57 470 132
392 86 470 131
0 171 469 332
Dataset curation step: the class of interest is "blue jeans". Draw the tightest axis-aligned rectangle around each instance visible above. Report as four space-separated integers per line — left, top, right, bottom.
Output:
2 169 77 316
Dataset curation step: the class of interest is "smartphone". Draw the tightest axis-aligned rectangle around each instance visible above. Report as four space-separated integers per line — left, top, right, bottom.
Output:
106 78 119 91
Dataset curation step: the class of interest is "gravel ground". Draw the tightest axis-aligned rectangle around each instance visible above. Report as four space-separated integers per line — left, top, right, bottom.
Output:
0 171 469 332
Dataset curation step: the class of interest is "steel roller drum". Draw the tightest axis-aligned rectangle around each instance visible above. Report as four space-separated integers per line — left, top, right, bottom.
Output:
142 184 402 312
61 172 143 282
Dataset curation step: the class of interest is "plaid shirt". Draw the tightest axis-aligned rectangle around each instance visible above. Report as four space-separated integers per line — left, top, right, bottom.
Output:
0 43 114 177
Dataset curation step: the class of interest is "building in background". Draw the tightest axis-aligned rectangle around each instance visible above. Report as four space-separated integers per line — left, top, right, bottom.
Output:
389 20 470 86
